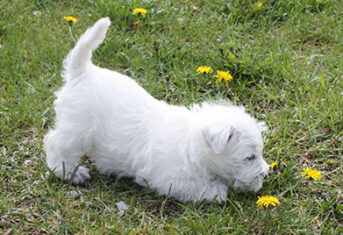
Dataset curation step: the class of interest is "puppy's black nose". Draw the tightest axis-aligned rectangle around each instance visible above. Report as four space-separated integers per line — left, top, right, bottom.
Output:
264 175 267 179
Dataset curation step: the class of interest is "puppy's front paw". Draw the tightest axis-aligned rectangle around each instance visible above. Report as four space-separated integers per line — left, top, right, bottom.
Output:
48 165 90 184
202 181 228 203
72 166 90 184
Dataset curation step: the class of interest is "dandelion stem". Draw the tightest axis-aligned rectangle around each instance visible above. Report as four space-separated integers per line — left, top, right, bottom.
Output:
68 26 76 43
257 209 269 231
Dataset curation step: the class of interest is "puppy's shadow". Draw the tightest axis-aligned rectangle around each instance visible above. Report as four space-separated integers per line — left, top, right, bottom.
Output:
45 158 258 217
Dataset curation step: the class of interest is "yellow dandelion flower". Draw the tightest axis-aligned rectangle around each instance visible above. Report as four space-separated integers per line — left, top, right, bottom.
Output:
64 16 78 24
302 168 322 181
197 66 213 74
214 70 233 83
255 2 263 9
256 195 280 209
269 162 279 169
133 8 147 17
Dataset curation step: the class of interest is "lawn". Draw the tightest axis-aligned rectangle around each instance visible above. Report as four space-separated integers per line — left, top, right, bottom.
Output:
1 0 342 233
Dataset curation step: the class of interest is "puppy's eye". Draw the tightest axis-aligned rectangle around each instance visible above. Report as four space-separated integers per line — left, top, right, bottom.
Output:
247 154 256 161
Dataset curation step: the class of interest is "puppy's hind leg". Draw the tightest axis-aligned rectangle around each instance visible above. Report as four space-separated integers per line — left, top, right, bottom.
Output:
44 129 91 184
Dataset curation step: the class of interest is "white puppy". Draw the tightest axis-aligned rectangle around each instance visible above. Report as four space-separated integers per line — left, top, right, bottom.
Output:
44 18 269 203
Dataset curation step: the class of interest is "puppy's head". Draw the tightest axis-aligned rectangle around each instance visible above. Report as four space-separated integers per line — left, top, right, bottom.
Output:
199 104 269 193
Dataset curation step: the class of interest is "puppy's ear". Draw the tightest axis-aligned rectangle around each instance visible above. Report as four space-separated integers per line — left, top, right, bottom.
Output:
202 123 234 154
257 121 268 132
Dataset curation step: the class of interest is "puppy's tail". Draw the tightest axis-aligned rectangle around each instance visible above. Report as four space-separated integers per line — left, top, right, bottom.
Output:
63 17 111 81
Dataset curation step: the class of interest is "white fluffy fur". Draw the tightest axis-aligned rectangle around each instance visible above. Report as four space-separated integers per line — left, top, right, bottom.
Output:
44 18 269 203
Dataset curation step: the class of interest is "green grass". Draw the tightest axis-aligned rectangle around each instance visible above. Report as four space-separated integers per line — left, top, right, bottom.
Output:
1 0 342 233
